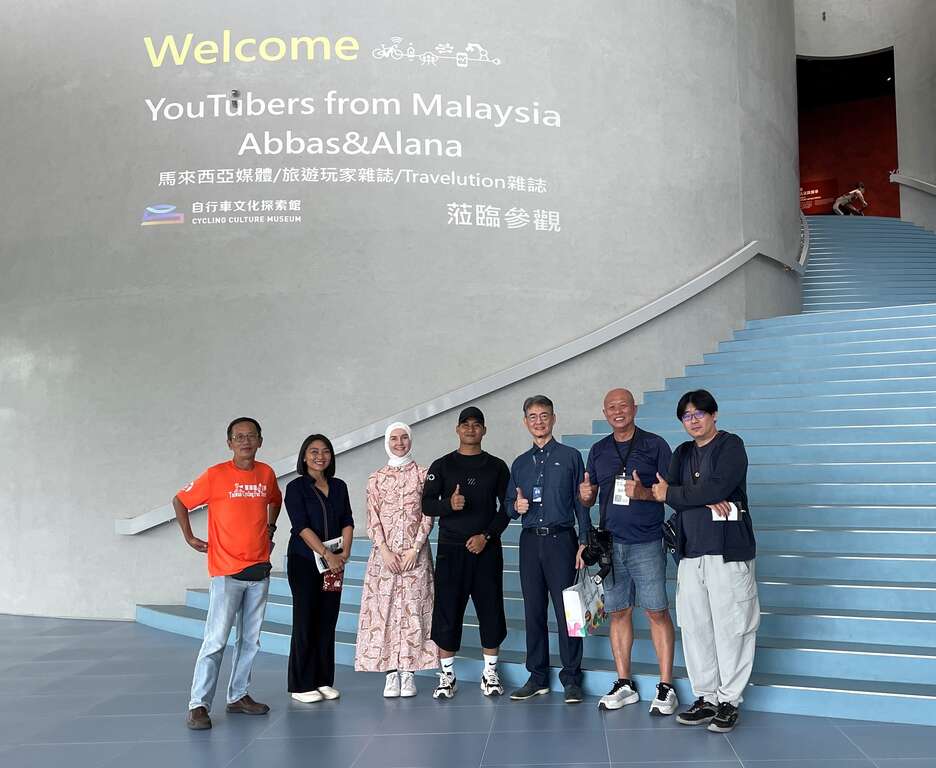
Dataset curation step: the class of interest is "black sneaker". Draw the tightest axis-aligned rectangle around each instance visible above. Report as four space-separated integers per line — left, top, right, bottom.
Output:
676 697 718 726
510 679 550 700
563 683 584 704
707 701 739 733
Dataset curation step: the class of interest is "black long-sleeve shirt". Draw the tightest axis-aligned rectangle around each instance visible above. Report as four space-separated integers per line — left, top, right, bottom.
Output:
284 476 354 561
665 431 754 561
422 451 510 545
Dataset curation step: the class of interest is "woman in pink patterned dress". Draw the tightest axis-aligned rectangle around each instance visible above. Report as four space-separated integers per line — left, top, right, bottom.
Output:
354 422 439 696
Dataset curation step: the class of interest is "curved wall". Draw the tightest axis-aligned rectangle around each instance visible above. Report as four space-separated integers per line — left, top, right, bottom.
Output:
795 0 936 229
0 0 799 618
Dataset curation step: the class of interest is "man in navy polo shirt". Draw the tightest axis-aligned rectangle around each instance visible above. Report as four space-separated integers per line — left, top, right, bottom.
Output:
505 395 591 704
579 388 678 715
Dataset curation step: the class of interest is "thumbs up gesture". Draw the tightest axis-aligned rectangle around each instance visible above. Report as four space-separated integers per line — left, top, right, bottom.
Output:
579 471 597 506
651 472 668 503
625 469 644 499
515 487 530 515
450 483 466 511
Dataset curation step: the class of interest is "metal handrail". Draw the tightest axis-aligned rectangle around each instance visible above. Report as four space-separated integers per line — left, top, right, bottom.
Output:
116 240 767 534
890 171 936 198
798 211 810 271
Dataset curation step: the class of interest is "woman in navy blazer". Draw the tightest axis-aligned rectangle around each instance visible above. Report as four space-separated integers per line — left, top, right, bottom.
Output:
284 434 354 703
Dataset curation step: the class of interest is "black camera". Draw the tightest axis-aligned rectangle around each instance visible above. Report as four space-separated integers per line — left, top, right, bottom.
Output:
581 527 613 582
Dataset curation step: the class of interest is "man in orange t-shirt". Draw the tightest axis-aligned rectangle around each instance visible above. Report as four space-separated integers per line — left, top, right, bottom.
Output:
173 416 282 730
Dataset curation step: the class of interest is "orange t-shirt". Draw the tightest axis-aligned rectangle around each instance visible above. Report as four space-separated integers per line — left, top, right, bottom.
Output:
177 460 283 577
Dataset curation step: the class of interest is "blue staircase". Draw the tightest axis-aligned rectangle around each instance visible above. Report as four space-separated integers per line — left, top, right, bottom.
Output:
804 215 936 311
137 215 936 724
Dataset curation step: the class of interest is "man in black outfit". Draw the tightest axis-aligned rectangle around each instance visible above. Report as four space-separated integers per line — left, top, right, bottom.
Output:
422 406 510 699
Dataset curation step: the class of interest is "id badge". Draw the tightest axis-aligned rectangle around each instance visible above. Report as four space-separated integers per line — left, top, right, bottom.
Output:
531 485 543 503
613 473 630 506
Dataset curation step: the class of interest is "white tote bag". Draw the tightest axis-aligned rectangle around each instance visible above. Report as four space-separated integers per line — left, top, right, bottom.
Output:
563 568 607 637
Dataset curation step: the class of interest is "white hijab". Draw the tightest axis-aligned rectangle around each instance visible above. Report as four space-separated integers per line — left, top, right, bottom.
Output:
384 422 414 468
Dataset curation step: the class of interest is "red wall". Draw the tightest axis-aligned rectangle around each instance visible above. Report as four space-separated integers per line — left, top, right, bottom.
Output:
799 95 899 217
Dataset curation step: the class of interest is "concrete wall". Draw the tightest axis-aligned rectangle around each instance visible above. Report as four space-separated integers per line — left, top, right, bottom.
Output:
0 0 799 619
795 0 936 230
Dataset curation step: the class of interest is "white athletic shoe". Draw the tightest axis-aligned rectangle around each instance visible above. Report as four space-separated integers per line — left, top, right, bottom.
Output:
598 678 639 710
432 671 457 699
383 672 401 698
480 667 504 696
649 682 678 716
400 672 417 698
317 685 340 700
291 690 323 703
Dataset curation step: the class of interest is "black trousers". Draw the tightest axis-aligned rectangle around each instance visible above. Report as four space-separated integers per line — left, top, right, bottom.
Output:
431 540 507 652
518 528 583 687
287 554 341 692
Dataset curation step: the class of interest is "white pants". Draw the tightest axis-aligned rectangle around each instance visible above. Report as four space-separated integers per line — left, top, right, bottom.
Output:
675 555 759 706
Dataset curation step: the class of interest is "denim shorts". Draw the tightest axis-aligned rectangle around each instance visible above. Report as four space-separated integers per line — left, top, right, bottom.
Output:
604 538 668 612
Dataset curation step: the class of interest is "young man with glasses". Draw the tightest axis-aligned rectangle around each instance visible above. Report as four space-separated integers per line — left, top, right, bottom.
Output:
173 417 282 730
651 390 758 734
505 395 591 703
579 389 677 715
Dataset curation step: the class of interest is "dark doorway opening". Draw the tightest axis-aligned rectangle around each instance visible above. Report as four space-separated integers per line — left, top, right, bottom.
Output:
797 49 899 217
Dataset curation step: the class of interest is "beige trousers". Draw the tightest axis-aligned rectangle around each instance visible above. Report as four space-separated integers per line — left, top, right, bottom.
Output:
675 555 760 706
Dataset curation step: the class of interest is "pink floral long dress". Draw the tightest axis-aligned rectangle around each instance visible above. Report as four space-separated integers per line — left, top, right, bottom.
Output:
353 462 439 672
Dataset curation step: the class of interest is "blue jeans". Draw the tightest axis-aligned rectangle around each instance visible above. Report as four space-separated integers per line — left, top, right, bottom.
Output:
604 539 668 612
188 575 270 711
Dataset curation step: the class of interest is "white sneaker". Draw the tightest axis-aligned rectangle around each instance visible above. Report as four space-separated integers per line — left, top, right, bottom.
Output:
383 672 401 698
480 667 504 696
291 690 323 703
400 672 417 697
432 671 457 699
649 682 678 716
317 685 340 700
598 678 639 710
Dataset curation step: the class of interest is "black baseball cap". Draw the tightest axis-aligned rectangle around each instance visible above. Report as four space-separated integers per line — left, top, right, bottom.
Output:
457 406 485 424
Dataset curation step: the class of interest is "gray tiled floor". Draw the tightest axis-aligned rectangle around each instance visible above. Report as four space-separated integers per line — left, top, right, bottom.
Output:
1 615 934 768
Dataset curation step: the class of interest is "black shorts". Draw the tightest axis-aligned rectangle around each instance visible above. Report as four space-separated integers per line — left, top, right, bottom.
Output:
431 539 507 652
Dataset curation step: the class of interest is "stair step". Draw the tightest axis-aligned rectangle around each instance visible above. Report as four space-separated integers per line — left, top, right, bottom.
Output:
179 588 936 678
640 394 936 419
136 603 936 724
745 302 936 328
710 337 936 361
638 407 936 429
734 314 936 340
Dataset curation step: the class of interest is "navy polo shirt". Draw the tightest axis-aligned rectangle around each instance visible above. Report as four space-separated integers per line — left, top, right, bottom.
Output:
505 438 591 544
585 429 672 544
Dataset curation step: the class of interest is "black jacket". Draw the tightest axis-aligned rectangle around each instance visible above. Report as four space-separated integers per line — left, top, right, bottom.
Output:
665 431 755 562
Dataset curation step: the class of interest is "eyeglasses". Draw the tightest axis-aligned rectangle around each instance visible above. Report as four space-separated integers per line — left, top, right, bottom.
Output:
680 411 709 423
525 413 553 423
231 433 260 443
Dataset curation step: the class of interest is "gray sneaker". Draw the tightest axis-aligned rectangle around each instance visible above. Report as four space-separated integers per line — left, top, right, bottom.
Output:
564 683 585 704
649 682 678 716
510 679 550 700
598 678 639 710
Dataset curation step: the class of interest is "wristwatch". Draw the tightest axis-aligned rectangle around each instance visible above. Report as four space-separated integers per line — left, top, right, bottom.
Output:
484 532 492 542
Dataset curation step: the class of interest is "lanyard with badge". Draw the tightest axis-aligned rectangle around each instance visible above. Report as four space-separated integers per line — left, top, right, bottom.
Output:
531 447 549 504
611 429 641 507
